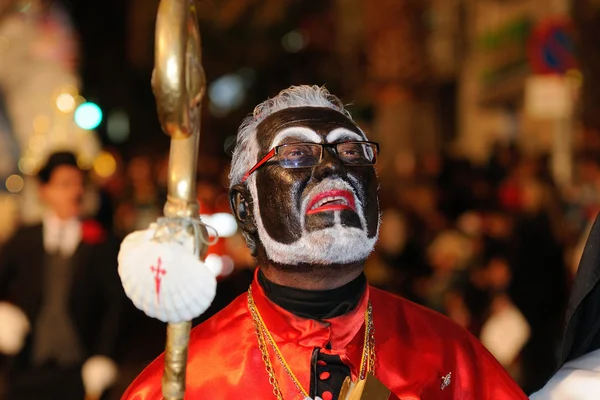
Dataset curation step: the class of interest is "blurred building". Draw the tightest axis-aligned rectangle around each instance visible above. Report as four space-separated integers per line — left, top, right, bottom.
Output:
457 0 577 187
0 0 101 226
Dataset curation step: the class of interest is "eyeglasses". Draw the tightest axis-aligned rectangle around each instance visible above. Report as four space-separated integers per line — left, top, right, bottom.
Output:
241 141 380 183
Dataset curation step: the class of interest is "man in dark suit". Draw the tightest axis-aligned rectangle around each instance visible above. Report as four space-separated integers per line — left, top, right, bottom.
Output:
530 211 600 398
0 152 124 400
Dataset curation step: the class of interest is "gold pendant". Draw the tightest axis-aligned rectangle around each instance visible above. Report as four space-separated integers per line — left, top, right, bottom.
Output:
339 373 399 400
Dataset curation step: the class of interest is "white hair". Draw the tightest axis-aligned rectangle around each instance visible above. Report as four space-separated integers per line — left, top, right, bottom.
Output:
228 85 355 188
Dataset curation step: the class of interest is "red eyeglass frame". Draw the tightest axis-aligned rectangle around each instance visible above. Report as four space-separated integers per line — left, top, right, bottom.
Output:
241 148 276 183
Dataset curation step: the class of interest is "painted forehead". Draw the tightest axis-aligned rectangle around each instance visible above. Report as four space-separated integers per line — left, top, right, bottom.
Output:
255 107 366 152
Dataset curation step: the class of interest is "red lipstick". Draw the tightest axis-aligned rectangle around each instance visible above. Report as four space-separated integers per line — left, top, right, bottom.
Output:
306 190 356 215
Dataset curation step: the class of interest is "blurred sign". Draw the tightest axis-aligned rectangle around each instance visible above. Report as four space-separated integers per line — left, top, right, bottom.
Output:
476 15 533 105
524 75 573 119
478 16 533 86
527 17 577 75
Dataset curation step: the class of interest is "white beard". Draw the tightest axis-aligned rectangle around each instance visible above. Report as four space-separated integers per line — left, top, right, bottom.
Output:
248 177 379 266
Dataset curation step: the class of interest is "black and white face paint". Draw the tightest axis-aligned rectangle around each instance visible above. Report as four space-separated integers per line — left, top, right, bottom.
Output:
247 107 379 266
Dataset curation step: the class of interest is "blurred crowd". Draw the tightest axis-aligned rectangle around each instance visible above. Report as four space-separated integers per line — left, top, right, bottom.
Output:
366 140 600 393
2 138 600 397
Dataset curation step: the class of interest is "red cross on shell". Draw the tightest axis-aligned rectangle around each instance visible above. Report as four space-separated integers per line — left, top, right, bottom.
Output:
150 257 167 303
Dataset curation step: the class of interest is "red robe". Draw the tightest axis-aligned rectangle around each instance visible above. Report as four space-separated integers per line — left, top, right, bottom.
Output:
123 271 528 399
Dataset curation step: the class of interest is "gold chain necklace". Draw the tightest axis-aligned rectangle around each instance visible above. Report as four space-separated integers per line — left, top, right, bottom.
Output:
247 286 376 400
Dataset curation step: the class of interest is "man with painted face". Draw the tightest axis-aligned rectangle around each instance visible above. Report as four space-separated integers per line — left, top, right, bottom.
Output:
123 86 527 400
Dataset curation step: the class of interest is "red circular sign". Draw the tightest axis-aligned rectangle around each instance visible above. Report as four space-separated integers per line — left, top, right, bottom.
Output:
527 17 578 74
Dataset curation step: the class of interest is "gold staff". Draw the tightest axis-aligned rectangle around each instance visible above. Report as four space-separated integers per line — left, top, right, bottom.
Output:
152 0 207 399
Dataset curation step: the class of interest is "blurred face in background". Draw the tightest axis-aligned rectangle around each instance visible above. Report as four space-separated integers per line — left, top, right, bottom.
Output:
40 165 84 220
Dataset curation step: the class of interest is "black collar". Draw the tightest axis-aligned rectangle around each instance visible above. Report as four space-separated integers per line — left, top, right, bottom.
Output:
257 269 366 320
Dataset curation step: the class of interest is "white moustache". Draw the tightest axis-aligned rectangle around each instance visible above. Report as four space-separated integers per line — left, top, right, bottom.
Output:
249 175 378 266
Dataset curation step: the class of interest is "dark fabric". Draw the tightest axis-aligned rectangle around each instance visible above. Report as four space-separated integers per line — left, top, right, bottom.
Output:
508 212 568 393
0 223 126 373
309 350 350 400
561 212 600 364
32 253 83 366
257 269 367 320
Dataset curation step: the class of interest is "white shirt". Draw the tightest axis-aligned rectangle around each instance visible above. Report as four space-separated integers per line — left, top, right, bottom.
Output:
43 213 81 257
530 348 600 399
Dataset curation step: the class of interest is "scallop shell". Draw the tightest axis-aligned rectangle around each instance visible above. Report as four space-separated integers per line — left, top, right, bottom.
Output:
118 228 217 323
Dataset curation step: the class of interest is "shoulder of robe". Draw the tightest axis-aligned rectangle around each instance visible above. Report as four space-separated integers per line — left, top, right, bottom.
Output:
121 291 251 398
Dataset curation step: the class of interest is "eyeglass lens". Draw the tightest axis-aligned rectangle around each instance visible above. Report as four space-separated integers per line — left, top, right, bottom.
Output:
277 142 377 168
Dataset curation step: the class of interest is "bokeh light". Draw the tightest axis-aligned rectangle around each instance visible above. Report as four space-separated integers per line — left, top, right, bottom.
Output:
93 151 117 178
18 157 36 175
201 213 238 237
208 74 245 116
5 175 24 193
107 110 130 143
74 102 103 130
56 93 76 113
282 30 306 53
74 95 86 106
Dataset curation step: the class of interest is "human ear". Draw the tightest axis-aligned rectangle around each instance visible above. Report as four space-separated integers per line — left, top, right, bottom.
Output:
229 184 258 255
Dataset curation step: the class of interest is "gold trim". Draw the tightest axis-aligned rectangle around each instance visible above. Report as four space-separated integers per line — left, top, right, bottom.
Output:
247 286 376 399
